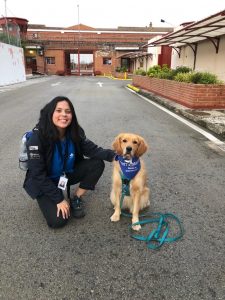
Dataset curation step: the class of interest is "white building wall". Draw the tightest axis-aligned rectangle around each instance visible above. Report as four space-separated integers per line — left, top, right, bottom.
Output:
147 35 162 70
171 35 225 82
148 46 161 68
0 42 26 86
195 37 225 81
133 35 163 73
171 49 179 69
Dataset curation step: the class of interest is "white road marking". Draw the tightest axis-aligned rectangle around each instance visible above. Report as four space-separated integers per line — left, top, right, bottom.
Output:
96 82 103 87
127 87 225 152
51 82 61 86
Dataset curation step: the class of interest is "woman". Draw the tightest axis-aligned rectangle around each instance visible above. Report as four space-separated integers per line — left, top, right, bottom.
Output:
23 96 115 228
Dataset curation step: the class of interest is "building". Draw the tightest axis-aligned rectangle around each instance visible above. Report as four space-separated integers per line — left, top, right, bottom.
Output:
119 35 172 73
25 23 173 76
149 10 225 81
0 17 172 76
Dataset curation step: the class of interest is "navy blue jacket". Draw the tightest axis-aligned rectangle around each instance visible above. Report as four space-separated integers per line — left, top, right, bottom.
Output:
23 127 115 204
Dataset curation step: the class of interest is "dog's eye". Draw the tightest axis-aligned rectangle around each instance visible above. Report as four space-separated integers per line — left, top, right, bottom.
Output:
133 140 138 144
122 139 127 143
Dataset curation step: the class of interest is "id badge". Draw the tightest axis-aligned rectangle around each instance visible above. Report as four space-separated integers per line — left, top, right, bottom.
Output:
58 175 68 190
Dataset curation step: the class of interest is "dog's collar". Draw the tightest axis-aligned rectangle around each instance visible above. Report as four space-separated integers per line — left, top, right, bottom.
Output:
115 155 141 180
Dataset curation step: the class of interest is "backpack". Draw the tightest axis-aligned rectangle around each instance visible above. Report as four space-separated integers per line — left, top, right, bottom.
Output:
19 131 33 171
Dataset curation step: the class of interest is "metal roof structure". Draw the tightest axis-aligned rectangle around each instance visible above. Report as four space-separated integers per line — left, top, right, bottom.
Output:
116 51 152 59
149 9 225 52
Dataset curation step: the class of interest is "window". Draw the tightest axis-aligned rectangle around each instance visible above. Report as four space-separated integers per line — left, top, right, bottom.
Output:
45 57 55 64
103 57 111 65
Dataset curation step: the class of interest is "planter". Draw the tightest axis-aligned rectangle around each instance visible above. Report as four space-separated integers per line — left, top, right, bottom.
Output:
132 75 225 109
94 70 101 76
113 72 133 79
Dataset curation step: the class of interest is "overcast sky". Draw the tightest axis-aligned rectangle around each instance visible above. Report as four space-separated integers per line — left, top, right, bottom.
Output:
0 0 224 28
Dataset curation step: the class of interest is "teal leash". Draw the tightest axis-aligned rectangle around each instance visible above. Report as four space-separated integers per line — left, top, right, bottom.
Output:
120 176 184 250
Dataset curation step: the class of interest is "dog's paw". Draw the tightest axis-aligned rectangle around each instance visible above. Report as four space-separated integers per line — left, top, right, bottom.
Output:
132 223 141 231
132 221 141 231
110 213 120 222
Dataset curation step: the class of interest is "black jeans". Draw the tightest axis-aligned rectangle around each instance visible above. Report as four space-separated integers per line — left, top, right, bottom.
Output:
37 158 105 228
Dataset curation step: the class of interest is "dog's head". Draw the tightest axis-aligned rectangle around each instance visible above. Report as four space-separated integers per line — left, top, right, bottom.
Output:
112 133 148 159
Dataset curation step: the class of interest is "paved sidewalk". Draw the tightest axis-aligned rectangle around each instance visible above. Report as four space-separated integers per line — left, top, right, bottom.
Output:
127 85 225 141
26 73 47 80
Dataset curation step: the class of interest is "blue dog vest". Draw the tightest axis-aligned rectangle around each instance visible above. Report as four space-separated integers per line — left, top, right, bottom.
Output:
116 155 141 180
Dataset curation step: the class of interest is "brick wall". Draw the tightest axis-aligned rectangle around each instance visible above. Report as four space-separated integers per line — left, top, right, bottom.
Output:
36 56 45 73
32 49 121 75
133 75 225 109
94 50 119 75
27 31 156 46
25 27 162 75
44 50 65 75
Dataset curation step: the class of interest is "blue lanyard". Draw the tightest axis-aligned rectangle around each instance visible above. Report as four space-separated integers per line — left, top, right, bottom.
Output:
56 138 69 174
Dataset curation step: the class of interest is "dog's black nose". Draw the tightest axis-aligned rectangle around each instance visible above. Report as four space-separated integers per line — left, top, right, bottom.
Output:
126 146 132 153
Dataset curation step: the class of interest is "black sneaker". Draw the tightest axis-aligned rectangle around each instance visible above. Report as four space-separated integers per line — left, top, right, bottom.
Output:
70 196 85 218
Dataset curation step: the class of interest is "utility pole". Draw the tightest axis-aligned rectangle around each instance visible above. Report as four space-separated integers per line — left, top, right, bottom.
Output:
4 0 10 44
77 4 80 76
4 0 7 17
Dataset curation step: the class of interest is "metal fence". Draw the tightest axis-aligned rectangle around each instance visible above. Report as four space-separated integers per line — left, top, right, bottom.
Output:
0 26 22 47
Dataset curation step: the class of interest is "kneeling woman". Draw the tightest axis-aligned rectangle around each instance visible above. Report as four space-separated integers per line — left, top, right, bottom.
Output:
23 96 115 228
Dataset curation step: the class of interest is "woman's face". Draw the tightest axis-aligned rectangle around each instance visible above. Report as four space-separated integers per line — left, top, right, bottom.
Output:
52 100 72 131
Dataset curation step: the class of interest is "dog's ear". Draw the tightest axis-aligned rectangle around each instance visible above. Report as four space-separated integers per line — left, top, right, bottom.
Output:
112 134 123 155
136 137 148 157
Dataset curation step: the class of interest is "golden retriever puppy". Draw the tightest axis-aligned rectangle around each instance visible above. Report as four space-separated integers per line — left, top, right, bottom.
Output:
110 133 150 231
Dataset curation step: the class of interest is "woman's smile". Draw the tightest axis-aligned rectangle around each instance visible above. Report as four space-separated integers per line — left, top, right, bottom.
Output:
52 101 72 131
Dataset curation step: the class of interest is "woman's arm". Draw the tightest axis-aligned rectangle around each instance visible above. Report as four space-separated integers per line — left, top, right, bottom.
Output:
79 127 115 162
25 131 64 204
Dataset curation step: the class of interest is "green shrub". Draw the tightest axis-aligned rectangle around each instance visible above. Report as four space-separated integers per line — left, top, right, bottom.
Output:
156 69 176 80
141 64 222 84
161 64 170 73
174 71 221 84
147 66 160 77
190 72 220 84
116 66 128 73
174 72 193 83
174 66 192 74
135 69 146 76
147 65 161 76
147 64 179 80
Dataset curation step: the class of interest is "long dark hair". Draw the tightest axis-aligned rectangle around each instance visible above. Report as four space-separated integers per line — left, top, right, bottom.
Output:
37 96 80 142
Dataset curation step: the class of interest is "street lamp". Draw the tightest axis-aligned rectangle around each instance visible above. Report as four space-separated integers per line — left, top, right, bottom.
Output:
77 4 80 76
160 19 175 27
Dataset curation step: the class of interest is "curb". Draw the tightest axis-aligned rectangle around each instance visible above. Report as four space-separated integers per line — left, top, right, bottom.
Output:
96 75 132 81
127 84 225 141
127 84 140 92
26 74 47 80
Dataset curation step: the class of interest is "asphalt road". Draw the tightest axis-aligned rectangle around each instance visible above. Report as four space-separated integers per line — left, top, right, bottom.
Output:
1 76 225 300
